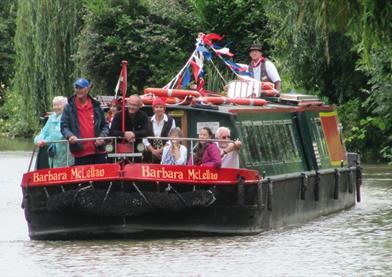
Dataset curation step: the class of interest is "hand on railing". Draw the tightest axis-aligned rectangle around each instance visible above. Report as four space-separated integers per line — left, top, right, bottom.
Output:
95 137 105 146
124 131 136 143
68 135 78 144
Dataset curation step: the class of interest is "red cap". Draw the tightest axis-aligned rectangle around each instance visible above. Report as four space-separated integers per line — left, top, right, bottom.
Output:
152 97 166 108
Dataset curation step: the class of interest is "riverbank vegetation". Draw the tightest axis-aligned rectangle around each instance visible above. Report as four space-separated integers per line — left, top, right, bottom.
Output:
0 0 390 162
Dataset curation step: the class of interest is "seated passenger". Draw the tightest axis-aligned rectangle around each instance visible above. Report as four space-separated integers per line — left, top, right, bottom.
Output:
161 128 187 165
216 127 241 168
143 97 175 163
109 95 149 149
188 127 221 168
34 96 74 168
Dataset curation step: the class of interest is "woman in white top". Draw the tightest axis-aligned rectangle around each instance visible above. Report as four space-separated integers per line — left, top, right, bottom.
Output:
161 128 187 165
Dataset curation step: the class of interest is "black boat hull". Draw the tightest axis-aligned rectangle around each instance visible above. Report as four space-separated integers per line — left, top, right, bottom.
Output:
22 167 359 240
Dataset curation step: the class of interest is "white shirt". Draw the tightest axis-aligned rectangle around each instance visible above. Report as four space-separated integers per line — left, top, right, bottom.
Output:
253 60 281 83
216 142 240 168
143 114 176 147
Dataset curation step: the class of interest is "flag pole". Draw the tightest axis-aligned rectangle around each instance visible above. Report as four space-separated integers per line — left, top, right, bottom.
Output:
121 60 128 132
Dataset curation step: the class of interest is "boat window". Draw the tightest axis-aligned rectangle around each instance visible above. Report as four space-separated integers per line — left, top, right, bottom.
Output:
311 117 328 158
239 119 302 167
244 125 261 163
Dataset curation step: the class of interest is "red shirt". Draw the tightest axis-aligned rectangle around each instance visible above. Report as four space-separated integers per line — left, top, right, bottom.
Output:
75 97 95 157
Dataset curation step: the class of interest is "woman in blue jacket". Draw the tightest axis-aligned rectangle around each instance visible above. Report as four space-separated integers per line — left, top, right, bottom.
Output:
34 96 74 168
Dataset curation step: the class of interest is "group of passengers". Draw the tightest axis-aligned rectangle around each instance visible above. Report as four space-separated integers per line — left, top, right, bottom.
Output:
34 43 278 169
34 78 242 169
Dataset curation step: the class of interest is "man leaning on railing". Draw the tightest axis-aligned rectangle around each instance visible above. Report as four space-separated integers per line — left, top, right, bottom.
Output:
61 78 109 165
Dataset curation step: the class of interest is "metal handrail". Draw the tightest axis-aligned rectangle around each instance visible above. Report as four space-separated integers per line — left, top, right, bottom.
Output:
146 136 237 166
30 136 238 171
30 136 123 172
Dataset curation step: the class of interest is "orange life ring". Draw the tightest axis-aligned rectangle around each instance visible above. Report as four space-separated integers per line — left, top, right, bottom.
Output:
261 89 279 97
140 95 191 105
199 96 267 106
260 82 279 97
261 82 274 91
144 88 201 98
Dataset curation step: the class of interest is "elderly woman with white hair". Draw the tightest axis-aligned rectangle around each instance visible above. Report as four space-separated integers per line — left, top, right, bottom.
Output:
34 96 74 168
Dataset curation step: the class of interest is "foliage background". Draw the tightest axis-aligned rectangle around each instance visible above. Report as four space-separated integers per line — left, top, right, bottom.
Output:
0 0 391 162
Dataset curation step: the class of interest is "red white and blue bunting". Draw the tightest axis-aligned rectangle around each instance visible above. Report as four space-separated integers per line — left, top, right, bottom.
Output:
164 33 255 95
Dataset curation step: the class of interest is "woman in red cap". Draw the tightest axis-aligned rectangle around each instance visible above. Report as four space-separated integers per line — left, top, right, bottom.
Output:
143 97 176 163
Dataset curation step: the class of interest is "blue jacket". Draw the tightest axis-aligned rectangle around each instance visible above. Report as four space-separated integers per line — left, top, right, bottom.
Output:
61 94 109 154
34 113 74 167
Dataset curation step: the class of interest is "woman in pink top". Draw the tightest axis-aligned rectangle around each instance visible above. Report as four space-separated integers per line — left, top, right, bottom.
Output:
188 127 221 168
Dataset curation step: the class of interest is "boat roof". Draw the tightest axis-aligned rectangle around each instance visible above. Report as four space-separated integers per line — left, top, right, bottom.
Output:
96 93 334 115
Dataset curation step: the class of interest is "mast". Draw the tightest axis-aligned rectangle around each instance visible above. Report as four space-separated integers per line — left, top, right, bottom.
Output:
121 60 128 132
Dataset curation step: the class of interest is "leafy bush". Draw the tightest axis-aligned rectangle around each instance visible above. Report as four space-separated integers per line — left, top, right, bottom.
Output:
0 88 37 137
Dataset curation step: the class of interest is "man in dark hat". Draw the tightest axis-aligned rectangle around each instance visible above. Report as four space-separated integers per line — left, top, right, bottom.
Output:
61 78 109 165
248 44 281 92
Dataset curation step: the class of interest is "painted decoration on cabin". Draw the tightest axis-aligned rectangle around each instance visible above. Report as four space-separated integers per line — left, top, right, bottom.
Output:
319 111 346 166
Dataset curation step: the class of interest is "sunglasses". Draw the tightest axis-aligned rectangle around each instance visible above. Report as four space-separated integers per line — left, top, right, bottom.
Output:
221 136 230 139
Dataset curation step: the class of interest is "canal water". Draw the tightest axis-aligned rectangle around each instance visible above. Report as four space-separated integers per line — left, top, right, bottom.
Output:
1 144 392 276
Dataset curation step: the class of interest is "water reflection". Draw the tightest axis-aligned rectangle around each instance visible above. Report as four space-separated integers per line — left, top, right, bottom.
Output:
1 153 392 276
0 137 32 151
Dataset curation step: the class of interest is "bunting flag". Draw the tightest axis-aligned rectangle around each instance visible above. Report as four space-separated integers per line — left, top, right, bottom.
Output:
197 78 206 96
181 65 191 89
196 45 212 61
214 47 234 57
164 33 261 93
202 33 224 46
222 58 252 76
190 52 204 82
176 74 183 89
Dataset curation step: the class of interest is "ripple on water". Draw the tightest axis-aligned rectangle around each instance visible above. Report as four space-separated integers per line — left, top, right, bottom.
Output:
1 156 392 276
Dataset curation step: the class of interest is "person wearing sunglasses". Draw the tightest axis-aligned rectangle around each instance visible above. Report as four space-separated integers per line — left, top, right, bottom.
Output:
215 127 242 168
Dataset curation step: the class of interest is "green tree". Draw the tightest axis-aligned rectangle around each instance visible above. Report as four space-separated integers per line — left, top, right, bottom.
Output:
11 0 83 135
265 0 392 162
264 0 368 103
76 0 196 95
192 0 272 61
0 0 16 105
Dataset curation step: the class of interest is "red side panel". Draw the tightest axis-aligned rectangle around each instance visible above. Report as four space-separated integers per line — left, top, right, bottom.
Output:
123 164 260 185
319 111 346 166
21 164 121 187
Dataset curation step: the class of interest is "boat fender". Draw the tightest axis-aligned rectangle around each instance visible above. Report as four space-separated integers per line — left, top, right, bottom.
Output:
300 173 308 200
356 164 362 202
267 178 273 211
314 171 320 201
348 169 354 194
257 179 264 209
21 193 31 222
237 175 245 206
334 169 340 200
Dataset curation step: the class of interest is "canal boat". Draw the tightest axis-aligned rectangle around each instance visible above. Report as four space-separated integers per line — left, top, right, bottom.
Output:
21 34 361 239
